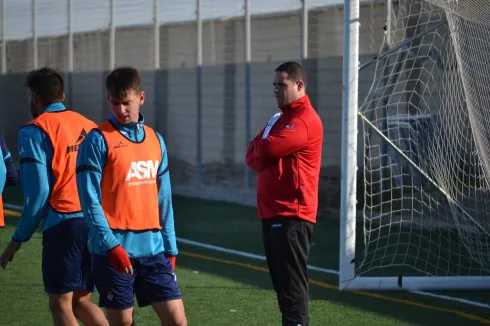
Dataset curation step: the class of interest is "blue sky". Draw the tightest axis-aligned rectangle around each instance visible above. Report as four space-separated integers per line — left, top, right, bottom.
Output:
3 0 343 39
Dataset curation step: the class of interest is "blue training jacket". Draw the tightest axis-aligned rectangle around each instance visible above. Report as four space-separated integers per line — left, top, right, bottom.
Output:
0 148 5 201
0 134 19 214
75 113 178 258
12 103 84 242
0 135 18 187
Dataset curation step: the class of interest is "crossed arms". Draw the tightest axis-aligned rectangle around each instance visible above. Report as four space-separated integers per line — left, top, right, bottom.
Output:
245 116 308 172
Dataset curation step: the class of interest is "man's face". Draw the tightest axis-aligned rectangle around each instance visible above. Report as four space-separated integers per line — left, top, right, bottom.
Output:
273 71 302 108
107 89 145 125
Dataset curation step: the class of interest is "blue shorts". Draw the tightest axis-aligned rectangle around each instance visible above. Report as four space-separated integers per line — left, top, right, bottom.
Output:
42 218 94 294
93 251 182 309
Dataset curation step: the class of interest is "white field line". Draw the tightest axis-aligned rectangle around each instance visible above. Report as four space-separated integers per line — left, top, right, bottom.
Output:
4 203 23 210
177 237 490 310
176 237 340 275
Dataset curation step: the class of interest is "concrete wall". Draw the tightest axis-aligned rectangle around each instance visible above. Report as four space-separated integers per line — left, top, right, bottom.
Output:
0 4 386 208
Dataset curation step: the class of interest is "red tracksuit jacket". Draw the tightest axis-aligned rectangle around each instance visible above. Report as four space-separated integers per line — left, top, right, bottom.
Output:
245 95 323 224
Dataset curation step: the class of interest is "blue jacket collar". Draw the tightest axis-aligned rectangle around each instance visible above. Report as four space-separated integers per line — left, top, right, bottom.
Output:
108 113 145 131
108 113 145 142
44 102 66 113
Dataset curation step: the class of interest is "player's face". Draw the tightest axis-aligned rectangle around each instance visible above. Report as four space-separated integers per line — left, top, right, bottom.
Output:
273 71 302 108
107 89 145 125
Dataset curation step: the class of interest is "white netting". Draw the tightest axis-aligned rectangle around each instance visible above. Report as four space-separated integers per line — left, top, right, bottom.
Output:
359 0 490 277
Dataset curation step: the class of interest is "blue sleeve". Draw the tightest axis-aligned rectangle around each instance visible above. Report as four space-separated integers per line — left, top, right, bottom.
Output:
12 126 50 242
156 132 178 256
76 130 120 254
0 135 19 186
0 150 5 196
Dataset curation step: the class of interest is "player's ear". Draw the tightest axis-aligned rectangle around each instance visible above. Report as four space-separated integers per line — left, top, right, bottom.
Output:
139 91 145 105
296 80 305 92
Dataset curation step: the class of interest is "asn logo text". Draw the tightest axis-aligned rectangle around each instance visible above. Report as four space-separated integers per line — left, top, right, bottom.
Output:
126 160 160 185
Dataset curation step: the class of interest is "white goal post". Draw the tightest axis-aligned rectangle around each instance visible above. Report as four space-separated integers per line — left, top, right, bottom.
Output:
339 0 490 290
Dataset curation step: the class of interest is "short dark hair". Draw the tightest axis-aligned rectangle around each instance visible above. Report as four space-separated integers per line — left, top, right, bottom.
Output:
105 66 141 98
275 61 307 87
25 67 64 104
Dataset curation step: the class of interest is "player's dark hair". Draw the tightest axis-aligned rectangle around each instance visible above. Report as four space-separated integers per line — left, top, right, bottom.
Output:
105 66 141 98
275 61 307 87
25 67 64 104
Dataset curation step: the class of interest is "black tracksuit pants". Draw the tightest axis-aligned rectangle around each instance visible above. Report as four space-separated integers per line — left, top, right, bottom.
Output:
262 217 314 326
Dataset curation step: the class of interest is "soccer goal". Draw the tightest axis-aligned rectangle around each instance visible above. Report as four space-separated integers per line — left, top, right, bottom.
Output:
339 0 490 290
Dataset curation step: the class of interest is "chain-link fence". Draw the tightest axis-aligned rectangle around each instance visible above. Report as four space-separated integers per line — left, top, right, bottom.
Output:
0 0 386 212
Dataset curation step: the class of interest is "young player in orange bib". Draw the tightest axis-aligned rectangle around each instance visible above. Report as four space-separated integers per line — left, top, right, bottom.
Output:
76 67 187 326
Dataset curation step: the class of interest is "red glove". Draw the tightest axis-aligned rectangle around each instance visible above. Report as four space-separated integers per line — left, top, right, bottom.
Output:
108 245 131 272
165 255 176 270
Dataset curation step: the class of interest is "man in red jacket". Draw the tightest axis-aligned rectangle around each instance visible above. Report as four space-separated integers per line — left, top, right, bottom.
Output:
246 61 323 326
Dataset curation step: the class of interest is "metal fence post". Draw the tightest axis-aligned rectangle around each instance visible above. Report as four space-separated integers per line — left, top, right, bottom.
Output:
67 0 73 107
244 0 251 189
68 0 73 72
32 0 38 69
301 0 308 62
196 0 203 186
153 0 160 69
109 0 115 70
1 0 6 74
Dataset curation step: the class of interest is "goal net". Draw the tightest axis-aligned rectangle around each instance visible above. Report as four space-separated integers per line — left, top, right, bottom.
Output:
341 0 490 290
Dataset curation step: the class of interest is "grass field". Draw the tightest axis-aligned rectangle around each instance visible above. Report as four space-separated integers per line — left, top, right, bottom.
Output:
1 186 489 325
